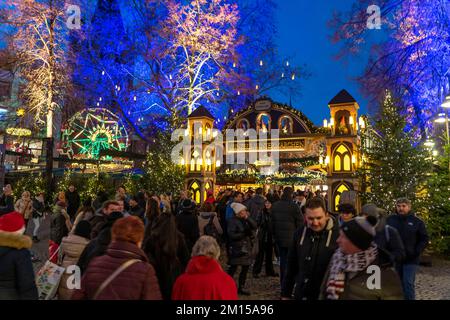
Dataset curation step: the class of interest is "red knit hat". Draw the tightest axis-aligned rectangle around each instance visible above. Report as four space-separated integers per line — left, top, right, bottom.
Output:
0 211 25 233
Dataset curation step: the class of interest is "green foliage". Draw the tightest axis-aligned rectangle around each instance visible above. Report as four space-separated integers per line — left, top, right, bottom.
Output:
56 169 76 194
13 172 46 199
143 133 185 195
123 172 143 197
422 144 450 256
79 173 111 201
357 92 431 212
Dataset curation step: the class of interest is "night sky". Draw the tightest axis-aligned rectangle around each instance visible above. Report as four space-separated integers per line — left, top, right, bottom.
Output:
272 0 386 126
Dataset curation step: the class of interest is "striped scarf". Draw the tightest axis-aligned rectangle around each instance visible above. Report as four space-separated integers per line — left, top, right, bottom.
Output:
325 244 378 300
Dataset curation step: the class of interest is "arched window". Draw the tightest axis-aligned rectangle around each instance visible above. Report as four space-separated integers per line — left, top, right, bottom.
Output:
190 149 201 172
205 123 212 140
237 119 250 132
204 149 212 172
278 115 293 134
256 113 271 133
334 183 349 211
190 181 201 204
333 144 352 172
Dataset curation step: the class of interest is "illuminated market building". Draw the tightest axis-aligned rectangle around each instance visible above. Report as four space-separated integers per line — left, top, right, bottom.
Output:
184 90 366 211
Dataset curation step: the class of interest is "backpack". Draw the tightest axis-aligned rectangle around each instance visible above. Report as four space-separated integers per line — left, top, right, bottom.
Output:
203 215 220 239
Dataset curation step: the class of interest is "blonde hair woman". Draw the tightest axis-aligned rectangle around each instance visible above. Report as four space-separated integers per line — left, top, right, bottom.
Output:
14 191 33 229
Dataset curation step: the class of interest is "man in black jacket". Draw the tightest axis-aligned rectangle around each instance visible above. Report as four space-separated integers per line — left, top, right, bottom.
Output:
0 184 14 217
65 184 81 222
281 197 339 300
386 198 429 300
271 187 304 287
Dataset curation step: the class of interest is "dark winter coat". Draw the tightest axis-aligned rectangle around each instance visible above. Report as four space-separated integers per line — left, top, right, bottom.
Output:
0 194 14 217
50 205 70 245
77 215 121 274
256 207 274 243
176 210 200 253
88 209 108 239
32 198 45 219
281 216 339 300
129 205 145 220
72 241 162 300
145 232 190 300
386 212 429 265
247 194 266 221
271 199 304 248
65 190 81 219
374 221 405 266
0 231 38 300
227 215 257 266
319 249 404 300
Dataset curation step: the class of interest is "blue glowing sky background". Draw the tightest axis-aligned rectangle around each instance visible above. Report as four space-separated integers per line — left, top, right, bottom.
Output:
272 0 387 125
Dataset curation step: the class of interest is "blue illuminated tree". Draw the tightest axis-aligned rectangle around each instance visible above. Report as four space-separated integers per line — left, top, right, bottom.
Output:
330 0 450 136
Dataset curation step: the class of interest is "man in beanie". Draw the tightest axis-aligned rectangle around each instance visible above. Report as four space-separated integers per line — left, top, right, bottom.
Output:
360 204 405 266
0 212 38 299
281 197 339 300
271 186 304 287
320 216 403 300
227 202 257 295
386 198 428 300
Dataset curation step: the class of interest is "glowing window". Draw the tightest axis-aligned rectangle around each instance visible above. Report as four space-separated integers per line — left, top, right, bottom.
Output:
333 144 352 172
279 116 293 134
190 181 201 204
344 155 351 171
334 155 341 171
334 184 350 211
190 158 195 171
257 113 271 133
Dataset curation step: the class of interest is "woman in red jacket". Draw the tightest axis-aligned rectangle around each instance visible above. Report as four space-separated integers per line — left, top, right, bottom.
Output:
172 235 238 300
72 216 162 300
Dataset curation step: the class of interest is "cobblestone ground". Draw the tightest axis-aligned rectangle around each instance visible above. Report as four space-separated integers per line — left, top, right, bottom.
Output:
28 215 450 300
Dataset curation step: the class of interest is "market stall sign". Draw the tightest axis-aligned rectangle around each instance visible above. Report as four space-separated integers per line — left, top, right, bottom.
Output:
6 127 32 137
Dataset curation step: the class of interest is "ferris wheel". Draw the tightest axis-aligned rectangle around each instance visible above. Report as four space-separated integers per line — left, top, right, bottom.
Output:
62 108 129 159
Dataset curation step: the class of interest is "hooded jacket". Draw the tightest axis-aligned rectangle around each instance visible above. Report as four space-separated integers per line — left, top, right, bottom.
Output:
386 212 428 264
58 234 90 300
172 255 238 300
281 216 339 300
50 204 70 245
71 241 162 300
247 194 266 221
0 231 38 300
198 212 223 237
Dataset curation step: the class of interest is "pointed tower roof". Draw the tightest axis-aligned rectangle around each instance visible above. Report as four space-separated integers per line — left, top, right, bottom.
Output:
329 89 357 105
188 106 214 119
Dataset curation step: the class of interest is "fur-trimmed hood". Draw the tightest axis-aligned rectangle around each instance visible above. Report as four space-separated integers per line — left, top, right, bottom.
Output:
0 231 32 252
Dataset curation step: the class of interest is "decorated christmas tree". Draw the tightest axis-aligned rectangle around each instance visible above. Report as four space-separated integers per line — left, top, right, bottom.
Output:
143 133 186 195
358 91 431 212
423 144 450 255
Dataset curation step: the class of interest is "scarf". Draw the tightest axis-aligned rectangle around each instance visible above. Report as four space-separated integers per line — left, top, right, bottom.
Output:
325 244 378 300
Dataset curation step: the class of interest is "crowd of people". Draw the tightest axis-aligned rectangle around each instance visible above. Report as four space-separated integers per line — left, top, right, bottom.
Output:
0 183 429 300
